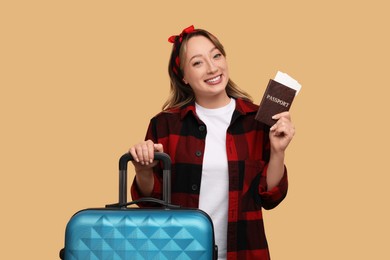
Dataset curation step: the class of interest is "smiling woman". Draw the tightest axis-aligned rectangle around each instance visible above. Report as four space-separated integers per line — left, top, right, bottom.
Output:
164 25 253 110
128 25 296 260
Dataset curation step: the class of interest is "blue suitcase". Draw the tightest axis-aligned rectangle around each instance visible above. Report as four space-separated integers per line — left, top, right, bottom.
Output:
60 152 217 260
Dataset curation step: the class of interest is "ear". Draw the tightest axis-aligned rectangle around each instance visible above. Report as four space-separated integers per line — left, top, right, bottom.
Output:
182 78 188 85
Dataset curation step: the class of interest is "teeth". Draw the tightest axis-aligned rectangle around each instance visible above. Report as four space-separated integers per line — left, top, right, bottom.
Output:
206 75 221 83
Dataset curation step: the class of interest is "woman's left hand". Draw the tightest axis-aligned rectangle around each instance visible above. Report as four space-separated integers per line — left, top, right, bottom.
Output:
269 111 295 153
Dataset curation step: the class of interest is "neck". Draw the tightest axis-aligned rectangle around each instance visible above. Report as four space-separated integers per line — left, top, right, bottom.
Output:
195 92 231 109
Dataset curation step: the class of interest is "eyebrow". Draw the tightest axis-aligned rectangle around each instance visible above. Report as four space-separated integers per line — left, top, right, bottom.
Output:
189 47 218 63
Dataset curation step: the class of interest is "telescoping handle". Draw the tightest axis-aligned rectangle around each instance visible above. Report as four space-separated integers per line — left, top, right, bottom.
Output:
118 152 172 207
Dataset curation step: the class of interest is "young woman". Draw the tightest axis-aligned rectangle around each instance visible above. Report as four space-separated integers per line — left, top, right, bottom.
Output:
129 25 295 260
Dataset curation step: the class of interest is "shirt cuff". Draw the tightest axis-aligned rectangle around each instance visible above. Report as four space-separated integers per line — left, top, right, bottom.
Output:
260 165 288 210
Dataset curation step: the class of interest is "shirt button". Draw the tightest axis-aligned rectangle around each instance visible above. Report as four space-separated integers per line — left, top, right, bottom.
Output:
195 151 202 157
199 125 206 131
191 184 198 191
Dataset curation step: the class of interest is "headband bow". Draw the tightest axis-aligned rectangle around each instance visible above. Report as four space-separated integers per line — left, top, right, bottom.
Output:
168 25 195 43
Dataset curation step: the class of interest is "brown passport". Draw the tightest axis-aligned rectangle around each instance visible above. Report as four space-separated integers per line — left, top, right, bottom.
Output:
255 79 296 126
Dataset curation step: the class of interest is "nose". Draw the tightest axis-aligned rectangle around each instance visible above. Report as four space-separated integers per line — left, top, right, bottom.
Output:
206 59 218 74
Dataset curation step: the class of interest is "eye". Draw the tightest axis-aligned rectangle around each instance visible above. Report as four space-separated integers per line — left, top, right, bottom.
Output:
192 61 202 67
213 53 222 59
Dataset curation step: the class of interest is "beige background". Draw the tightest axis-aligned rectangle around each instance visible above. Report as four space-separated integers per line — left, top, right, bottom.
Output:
1 0 389 259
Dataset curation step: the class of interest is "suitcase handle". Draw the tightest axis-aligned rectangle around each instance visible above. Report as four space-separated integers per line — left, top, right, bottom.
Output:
106 197 180 209
117 152 172 208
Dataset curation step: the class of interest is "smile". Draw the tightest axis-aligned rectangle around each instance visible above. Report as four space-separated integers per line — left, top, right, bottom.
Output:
205 75 222 85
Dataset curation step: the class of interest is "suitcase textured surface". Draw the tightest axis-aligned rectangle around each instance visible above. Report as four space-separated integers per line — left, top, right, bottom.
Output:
61 152 217 260
64 208 215 259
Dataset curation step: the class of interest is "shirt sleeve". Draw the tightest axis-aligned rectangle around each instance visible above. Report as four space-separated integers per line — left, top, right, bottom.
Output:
259 164 288 210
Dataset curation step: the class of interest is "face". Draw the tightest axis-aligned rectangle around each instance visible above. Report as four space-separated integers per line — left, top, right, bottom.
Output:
182 36 230 107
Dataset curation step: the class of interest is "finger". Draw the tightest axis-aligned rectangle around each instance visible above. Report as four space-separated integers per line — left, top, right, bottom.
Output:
143 139 158 164
147 141 155 163
153 143 164 153
271 124 286 136
134 143 147 165
128 147 139 162
270 113 292 130
272 111 291 121
141 142 150 165
270 121 286 132
270 120 286 133
273 122 295 138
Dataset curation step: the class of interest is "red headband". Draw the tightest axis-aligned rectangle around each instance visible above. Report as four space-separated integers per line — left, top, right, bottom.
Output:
168 25 196 78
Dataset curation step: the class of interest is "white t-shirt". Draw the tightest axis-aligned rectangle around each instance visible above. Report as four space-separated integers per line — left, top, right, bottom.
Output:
195 98 235 260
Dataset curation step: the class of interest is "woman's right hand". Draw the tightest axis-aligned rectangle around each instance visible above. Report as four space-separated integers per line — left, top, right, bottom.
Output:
129 140 164 170
129 140 163 196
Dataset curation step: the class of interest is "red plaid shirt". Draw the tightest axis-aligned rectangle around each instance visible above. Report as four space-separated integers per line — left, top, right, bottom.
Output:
131 98 288 260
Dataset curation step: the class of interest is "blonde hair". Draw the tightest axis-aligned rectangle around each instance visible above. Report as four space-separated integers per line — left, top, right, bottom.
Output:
163 29 252 110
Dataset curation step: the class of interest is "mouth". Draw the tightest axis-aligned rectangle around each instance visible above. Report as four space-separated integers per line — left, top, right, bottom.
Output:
204 75 222 85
